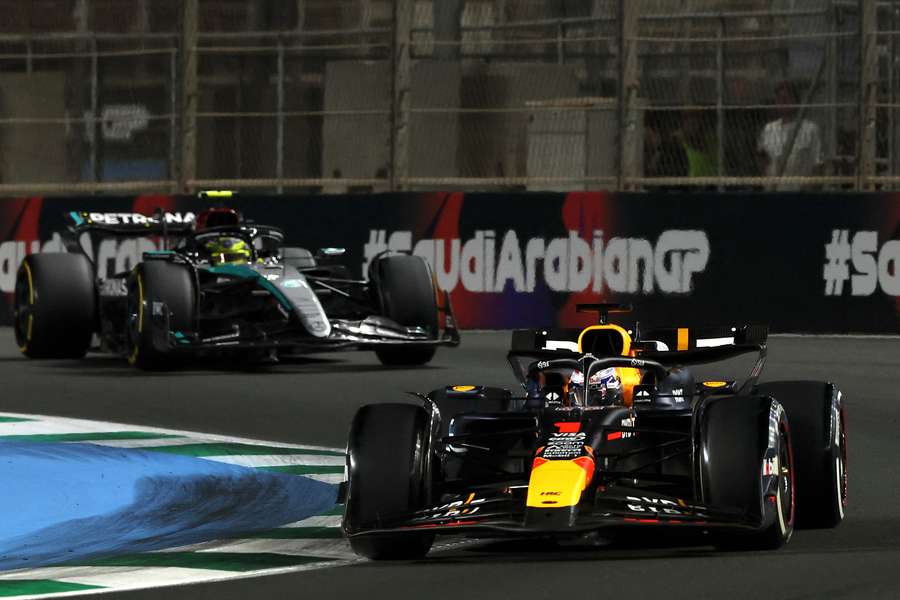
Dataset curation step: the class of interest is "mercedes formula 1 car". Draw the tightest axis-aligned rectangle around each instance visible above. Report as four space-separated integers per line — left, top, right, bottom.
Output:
13 207 459 369
343 304 847 559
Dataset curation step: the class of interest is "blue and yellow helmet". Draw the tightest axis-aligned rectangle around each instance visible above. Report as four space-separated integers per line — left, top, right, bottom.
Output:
203 236 251 265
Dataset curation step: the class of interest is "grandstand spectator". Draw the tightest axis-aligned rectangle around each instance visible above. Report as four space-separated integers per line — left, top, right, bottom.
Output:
644 111 688 189
757 81 824 190
681 110 719 189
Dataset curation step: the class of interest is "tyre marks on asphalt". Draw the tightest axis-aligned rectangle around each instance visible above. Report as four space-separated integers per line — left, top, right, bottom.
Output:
0 413 356 598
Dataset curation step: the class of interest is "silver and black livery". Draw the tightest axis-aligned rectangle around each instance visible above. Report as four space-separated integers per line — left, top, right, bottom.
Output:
13 207 459 369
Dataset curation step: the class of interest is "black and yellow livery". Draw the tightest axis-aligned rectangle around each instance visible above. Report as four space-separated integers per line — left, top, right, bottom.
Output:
343 304 848 560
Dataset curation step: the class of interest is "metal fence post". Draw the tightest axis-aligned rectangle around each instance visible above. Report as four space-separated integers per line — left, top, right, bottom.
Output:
179 0 199 194
169 50 177 186
276 39 285 194
859 0 877 190
716 17 725 190
617 0 639 190
90 37 99 183
828 3 838 177
390 0 412 191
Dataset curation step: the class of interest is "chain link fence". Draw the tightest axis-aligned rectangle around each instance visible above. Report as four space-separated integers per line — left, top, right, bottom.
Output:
0 0 891 194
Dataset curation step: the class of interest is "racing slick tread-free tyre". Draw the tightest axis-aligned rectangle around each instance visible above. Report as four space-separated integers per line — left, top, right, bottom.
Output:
127 261 195 370
14 253 96 359
701 396 796 551
371 255 439 366
344 403 434 560
755 381 847 529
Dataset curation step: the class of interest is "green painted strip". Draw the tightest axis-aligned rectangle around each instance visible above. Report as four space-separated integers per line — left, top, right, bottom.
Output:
259 465 345 476
0 580 102 597
0 431 179 443
322 504 344 516
243 527 342 540
0 417 33 423
146 442 344 458
80 552 334 572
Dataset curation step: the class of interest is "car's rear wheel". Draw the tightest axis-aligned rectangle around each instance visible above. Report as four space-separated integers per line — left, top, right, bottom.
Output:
343 403 434 559
700 396 795 550
14 253 96 359
370 254 439 366
756 381 847 528
126 261 195 370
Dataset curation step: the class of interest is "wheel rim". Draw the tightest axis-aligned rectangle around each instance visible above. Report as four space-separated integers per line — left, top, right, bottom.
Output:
126 274 144 364
13 262 34 351
836 406 848 518
775 421 795 535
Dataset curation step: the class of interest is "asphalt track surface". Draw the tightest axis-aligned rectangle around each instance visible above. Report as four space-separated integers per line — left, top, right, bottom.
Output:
1 329 898 600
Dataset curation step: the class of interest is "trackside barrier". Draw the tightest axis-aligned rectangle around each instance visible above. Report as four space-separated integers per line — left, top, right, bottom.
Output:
0 192 897 333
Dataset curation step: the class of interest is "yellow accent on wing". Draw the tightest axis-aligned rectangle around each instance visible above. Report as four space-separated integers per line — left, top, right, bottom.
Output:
703 380 729 388
677 327 689 351
18 260 35 353
577 324 632 356
526 461 588 508
127 273 144 365
452 385 477 392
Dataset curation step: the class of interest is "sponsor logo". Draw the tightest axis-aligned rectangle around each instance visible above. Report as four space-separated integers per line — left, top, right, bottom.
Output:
82 212 194 226
364 229 710 295
413 496 486 521
624 495 705 517
84 104 151 142
542 432 586 459
823 229 900 296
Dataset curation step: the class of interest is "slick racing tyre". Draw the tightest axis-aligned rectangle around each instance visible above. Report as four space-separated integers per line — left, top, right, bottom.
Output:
370 254 439 366
14 253 96 359
344 403 434 560
756 381 847 529
126 261 195 370
700 396 796 551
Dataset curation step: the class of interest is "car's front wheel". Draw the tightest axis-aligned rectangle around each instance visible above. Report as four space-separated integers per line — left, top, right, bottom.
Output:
343 403 434 559
126 261 195 370
369 254 439 366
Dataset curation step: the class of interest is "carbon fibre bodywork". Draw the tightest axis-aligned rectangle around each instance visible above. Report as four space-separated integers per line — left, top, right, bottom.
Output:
64 210 460 362
343 310 841 552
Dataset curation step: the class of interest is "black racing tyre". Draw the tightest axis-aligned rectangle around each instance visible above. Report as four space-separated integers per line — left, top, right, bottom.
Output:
343 403 434 560
126 261 195 370
756 381 847 529
370 254 439 366
14 253 96 359
700 396 795 551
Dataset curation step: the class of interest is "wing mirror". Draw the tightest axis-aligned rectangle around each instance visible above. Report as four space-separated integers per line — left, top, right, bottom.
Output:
316 247 346 259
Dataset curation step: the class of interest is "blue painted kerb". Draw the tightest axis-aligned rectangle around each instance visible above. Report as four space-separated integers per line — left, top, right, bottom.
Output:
0 441 338 571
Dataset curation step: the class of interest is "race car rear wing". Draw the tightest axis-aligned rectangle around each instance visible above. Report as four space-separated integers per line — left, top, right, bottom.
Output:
510 324 767 355
63 210 196 255
65 210 195 236
509 323 768 392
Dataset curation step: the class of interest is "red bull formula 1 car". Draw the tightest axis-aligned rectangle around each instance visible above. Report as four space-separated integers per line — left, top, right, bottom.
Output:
342 304 847 558
13 206 458 369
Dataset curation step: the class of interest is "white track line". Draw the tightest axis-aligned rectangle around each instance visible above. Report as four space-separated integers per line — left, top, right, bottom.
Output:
202 454 345 468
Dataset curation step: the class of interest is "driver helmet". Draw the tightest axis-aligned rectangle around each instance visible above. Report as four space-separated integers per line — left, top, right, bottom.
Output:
571 367 623 406
203 236 251 265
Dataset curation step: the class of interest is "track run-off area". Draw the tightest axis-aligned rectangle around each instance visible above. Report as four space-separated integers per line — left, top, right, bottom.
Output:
0 329 897 600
